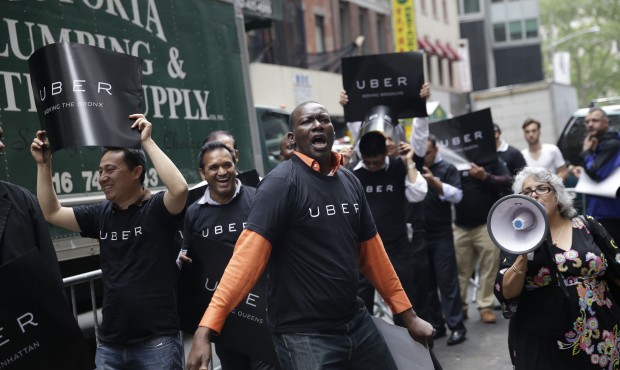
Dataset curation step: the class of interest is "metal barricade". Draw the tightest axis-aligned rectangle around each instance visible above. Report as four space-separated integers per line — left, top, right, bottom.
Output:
62 269 205 368
62 269 102 337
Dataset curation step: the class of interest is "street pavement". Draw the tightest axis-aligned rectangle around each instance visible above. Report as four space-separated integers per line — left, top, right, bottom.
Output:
431 299 513 370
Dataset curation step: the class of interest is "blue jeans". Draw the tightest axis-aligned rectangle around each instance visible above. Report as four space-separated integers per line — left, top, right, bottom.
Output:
95 333 183 370
272 308 397 370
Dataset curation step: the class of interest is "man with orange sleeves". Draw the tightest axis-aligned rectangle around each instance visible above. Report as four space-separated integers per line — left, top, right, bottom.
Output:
185 101 434 370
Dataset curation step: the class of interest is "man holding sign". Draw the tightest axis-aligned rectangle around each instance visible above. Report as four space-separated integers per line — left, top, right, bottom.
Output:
30 114 188 370
178 140 276 369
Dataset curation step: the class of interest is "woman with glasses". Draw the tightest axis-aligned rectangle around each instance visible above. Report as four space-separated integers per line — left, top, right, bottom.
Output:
494 167 620 369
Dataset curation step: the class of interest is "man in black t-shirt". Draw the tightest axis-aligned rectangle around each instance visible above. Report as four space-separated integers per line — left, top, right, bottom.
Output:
353 131 427 328
186 102 434 370
31 114 188 370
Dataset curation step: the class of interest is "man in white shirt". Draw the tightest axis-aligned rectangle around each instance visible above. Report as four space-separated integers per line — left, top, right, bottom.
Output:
521 118 567 179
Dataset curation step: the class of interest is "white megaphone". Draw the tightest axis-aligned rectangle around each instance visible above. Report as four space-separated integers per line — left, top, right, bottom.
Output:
487 194 549 256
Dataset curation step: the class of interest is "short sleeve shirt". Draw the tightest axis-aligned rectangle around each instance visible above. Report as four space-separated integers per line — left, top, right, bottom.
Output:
74 191 183 343
246 155 377 333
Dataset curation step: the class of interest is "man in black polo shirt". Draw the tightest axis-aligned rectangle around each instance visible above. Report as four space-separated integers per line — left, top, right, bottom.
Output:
31 114 188 370
181 141 276 370
352 131 427 327
186 101 434 370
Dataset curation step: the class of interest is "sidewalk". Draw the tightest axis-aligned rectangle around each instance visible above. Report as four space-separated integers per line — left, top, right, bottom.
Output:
431 287 513 370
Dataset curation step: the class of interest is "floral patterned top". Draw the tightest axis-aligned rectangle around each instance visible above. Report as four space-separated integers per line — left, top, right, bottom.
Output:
494 216 620 369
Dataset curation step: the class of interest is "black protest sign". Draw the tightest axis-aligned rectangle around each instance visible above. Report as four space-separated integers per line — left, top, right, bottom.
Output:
177 236 277 365
28 42 142 152
0 249 93 370
429 108 497 168
342 52 427 122
237 169 260 188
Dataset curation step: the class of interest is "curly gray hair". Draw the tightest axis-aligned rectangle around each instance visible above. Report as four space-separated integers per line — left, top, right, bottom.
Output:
512 167 577 219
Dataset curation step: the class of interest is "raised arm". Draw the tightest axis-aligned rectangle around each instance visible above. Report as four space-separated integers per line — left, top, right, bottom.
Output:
30 130 80 232
130 113 188 215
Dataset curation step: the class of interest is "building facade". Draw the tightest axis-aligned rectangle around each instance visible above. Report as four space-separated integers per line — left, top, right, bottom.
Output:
458 0 544 91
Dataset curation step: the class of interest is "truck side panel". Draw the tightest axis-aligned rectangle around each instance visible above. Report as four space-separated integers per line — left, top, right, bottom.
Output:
0 0 255 261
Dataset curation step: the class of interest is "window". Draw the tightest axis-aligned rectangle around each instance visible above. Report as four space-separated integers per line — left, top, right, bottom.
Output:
442 0 448 22
426 54 433 84
359 10 369 54
340 2 350 46
463 0 480 13
421 0 426 13
493 23 507 42
377 16 387 53
315 15 325 53
438 58 444 85
525 19 538 38
432 0 437 17
509 20 523 41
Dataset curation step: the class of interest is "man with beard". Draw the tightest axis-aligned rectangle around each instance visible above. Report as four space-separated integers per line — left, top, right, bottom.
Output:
573 107 620 242
186 101 433 370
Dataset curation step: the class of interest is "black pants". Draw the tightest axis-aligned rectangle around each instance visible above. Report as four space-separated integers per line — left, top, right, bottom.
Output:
357 231 431 326
426 231 466 332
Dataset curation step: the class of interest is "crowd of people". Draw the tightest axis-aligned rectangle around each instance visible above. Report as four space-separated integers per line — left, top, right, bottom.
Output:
1 84 615 370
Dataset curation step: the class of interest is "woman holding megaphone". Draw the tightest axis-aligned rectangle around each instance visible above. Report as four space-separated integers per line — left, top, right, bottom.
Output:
493 167 620 370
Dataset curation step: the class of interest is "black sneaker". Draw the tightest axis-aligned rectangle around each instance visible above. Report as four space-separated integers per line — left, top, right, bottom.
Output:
447 330 467 346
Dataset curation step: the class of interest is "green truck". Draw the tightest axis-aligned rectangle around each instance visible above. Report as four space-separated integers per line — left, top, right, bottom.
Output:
0 0 288 275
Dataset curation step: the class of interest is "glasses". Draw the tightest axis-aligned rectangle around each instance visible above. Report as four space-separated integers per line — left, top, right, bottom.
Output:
520 186 553 197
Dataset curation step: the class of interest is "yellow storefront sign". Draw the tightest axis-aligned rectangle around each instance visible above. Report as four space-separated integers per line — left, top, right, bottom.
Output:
392 0 417 52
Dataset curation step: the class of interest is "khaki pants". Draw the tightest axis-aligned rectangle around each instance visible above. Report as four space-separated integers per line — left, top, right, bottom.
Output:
453 224 500 311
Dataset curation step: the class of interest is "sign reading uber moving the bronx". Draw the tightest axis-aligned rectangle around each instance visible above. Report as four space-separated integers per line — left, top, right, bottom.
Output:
429 108 498 170
0 249 92 370
28 42 142 152
177 236 278 365
341 52 427 122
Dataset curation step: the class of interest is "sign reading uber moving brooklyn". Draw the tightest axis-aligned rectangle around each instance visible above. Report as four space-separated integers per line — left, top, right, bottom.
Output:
0 1 253 195
341 52 427 122
28 43 142 152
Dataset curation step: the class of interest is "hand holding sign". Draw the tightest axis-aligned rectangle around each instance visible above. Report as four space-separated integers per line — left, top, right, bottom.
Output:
28 42 143 152
30 130 51 165
130 113 153 143
341 52 427 122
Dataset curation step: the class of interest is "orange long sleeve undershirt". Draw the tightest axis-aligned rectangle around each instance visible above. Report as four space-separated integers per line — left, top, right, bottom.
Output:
198 229 412 334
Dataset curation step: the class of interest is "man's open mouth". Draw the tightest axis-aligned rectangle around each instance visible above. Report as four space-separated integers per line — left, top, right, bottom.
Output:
311 136 327 149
